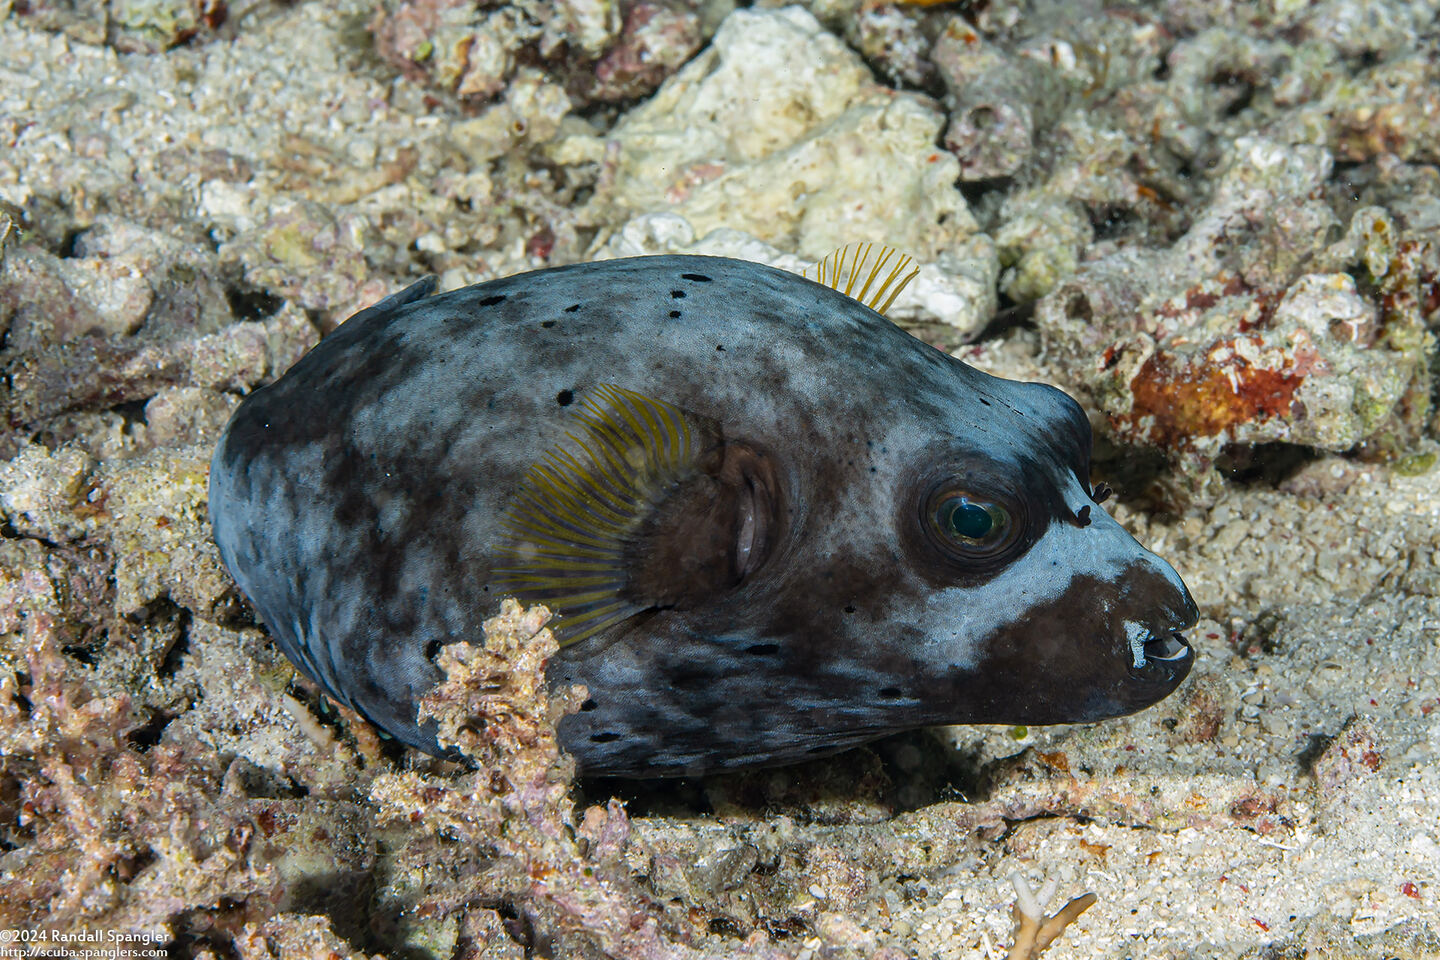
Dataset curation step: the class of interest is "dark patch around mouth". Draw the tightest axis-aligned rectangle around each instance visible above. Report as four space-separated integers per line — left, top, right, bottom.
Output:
935 566 1199 726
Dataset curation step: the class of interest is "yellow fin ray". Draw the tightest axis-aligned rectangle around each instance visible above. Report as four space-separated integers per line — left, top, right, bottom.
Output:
802 242 919 316
494 384 700 646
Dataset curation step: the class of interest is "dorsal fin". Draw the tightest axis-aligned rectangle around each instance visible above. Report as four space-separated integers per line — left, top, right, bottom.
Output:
493 385 706 646
802 242 919 316
345 276 437 326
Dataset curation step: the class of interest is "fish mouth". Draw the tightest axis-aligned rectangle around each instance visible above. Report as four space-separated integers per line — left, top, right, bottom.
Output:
1144 630 1192 664
1125 617 1195 681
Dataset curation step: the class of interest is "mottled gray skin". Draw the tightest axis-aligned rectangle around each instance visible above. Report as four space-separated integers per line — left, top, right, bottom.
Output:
209 255 1197 777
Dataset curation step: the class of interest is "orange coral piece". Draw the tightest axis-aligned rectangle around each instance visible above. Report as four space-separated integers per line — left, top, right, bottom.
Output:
1124 347 1304 446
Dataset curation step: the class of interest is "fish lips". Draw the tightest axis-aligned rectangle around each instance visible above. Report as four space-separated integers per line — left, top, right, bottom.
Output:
1103 575 1199 713
1117 623 1196 700
945 562 1198 725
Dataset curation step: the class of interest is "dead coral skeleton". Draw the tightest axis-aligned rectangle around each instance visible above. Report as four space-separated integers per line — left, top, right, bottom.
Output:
0 588 275 934
1003 872 1097 960
366 600 797 959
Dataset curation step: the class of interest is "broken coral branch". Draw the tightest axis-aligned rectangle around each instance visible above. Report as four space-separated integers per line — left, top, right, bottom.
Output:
1006 871 1097 960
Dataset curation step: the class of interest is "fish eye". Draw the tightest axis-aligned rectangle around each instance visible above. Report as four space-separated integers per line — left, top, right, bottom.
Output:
901 470 1035 582
934 494 1009 545
913 478 1029 573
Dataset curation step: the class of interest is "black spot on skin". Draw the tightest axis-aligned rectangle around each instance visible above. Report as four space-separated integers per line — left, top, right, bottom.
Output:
745 642 780 655
479 294 506 306
564 303 581 313
591 732 622 743
979 398 991 406
671 290 686 299
681 273 712 282
879 687 903 698
715 344 725 351
541 320 556 328
669 310 681 318
580 699 598 712
843 605 856 614
557 389 574 407
425 639 442 659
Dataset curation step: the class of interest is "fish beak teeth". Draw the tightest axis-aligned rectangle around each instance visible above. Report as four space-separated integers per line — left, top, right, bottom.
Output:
1143 631 1191 662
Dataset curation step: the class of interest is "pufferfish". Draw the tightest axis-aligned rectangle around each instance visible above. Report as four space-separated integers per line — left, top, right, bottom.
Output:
208 245 1198 777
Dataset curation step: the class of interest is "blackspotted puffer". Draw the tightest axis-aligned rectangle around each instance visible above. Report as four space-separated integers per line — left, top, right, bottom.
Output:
208 251 1198 777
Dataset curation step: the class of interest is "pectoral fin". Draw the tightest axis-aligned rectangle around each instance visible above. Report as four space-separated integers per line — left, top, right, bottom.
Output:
495 385 783 646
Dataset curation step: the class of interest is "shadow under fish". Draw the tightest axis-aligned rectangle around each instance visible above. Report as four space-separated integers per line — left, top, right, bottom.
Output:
208 245 1198 777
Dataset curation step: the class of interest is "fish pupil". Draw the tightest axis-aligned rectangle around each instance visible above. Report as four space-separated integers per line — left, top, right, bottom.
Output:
940 497 996 540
